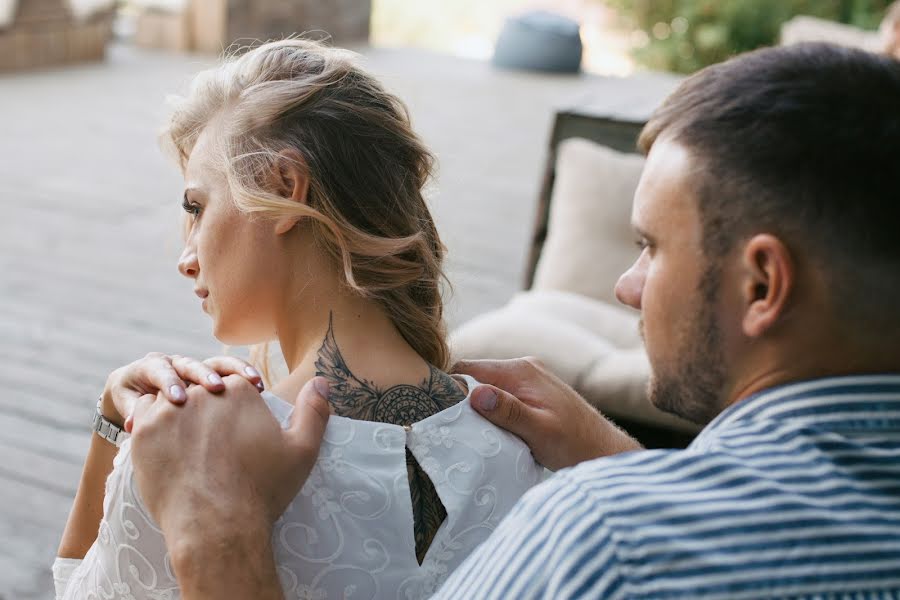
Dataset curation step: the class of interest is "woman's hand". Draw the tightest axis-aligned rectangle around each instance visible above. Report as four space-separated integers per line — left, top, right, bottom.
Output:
102 353 264 433
453 357 643 471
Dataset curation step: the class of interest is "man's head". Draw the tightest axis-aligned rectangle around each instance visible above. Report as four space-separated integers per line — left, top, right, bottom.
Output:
615 43 900 424
881 1 900 59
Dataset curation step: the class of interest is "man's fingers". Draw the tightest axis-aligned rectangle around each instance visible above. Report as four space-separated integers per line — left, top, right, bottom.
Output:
285 377 331 453
470 384 533 440
452 357 544 393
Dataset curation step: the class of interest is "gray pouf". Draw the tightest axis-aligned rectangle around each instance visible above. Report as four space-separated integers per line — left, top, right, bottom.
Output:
492 11 582 74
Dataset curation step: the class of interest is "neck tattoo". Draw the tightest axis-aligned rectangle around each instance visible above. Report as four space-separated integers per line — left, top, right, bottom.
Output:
314 312 465 424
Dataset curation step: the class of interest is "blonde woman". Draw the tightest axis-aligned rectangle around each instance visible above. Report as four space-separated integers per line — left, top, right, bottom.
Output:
54 39 544 599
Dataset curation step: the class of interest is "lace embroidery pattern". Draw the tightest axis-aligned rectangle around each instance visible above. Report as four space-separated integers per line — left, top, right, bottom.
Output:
59 377 544 600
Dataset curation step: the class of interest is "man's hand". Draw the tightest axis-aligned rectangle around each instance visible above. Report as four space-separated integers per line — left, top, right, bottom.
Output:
129 375 331 600
454 357 643 471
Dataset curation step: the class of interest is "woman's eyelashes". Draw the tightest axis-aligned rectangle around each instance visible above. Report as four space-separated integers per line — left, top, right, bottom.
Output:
182 194 202 218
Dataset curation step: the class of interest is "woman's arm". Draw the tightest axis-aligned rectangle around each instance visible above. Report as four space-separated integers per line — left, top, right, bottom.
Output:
56 395 121 558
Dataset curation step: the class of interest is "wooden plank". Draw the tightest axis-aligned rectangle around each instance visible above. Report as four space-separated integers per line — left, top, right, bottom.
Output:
0 439 82 495
0 411 89 464
0 475 72 529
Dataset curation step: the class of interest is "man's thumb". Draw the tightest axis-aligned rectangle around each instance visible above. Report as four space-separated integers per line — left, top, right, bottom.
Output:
286 377 331 449
470 384 528 437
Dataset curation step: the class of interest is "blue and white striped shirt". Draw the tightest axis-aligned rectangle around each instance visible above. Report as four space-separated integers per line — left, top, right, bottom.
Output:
435 375 900 599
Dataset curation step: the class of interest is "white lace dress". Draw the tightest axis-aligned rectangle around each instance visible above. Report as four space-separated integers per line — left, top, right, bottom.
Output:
53 375 545 600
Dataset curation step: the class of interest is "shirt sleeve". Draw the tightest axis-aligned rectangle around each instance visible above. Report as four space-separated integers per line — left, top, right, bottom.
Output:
433 470 623 600
52 557 83 600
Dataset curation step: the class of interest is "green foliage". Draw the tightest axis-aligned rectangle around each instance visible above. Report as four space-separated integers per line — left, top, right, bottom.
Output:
607 0 894 73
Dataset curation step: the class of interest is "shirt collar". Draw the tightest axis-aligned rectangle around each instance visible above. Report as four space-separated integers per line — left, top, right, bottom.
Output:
691 374 900 449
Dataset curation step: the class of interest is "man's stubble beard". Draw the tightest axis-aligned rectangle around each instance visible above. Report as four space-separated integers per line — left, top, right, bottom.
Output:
644 265 727 425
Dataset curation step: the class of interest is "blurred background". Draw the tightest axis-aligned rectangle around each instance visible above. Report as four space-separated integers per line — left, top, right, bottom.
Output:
1 1 896 598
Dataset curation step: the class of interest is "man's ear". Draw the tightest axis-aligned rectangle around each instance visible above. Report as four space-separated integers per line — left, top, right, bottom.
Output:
740 234 794 338
273 149 311 235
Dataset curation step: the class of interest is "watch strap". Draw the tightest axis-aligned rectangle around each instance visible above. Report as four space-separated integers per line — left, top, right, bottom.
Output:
92 398 129 448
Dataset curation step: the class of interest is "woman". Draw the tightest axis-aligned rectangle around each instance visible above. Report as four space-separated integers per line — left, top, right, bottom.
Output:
53 38 543 599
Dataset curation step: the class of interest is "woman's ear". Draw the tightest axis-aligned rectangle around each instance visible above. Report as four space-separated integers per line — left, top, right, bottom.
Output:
740 234 794 338
273 149 310 235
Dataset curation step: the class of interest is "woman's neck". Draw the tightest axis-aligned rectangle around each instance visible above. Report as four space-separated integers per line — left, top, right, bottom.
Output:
271 291 434 410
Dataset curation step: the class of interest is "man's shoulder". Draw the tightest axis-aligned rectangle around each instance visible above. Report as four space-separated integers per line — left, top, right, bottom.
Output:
556 447 716 500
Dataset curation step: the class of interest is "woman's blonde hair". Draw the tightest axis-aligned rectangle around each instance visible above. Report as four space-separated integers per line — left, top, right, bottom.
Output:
163 38 450 383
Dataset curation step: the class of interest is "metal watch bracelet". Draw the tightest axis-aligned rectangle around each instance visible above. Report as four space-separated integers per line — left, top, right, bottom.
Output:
92 397 129 448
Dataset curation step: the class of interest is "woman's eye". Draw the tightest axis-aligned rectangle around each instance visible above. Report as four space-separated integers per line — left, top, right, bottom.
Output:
635 238 649 251
182 198 202 218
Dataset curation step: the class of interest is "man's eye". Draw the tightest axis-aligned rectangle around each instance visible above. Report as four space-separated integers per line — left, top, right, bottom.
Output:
635 239 649 251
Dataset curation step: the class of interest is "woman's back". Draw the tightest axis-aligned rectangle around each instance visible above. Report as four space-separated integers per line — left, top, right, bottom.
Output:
58 374 544 599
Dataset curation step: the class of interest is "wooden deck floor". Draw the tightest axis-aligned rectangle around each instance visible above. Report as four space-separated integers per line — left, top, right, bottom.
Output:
0 42 677 599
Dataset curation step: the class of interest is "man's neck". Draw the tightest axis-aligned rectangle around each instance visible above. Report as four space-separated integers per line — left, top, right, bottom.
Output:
724 349 900 412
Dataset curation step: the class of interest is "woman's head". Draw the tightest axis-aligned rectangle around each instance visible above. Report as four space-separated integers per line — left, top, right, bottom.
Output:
164 38 450 370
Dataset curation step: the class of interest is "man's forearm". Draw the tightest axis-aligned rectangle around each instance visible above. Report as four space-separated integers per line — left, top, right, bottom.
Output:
169 521 283 600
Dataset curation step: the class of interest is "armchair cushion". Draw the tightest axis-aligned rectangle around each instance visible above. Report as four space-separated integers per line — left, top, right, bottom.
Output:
531 138 644 305
450 289 698 433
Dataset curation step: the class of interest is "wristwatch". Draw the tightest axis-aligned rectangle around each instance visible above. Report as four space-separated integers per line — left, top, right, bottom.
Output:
92 397 129 448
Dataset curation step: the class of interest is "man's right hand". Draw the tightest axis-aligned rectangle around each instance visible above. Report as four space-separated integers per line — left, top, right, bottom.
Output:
453 357 643 471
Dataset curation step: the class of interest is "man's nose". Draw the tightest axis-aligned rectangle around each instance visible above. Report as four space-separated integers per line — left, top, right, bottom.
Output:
178 248 199 279
615 263 643 310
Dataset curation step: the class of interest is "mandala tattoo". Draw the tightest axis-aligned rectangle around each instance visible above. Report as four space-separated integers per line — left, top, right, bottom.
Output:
314 313 466 563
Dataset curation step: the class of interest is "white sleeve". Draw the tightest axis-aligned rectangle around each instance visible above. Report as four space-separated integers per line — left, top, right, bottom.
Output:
53 438 177 600
52 557 83 600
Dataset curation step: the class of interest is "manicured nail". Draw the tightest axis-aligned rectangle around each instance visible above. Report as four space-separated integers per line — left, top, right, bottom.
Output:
312 377 330 400
124 414 133 434
207 373 223 385
245 366 261 379
169 385 186 402
473 387 497 411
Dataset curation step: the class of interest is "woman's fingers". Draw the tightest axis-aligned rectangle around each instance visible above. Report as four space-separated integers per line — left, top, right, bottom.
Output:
170 354 227 392
203 356 264 391
138 354 188 404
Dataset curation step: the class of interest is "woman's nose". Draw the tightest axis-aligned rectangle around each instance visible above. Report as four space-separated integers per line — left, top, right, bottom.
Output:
178 248 199 279
615 262 644 311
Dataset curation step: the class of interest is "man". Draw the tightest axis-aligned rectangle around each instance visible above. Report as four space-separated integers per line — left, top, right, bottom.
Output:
881 0 900 59
129 42 900 598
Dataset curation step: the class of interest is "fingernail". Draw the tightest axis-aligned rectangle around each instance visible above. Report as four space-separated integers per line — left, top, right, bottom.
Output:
170 385 186 402
473 387 497 411
245 366 261 379
312 377 330 400
207 373 223 385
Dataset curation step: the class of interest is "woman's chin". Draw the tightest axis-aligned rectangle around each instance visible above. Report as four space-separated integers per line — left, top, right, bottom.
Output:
211 321 270 346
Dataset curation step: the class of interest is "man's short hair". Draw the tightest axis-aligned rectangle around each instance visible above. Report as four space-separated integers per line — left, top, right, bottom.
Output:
639 43 900 332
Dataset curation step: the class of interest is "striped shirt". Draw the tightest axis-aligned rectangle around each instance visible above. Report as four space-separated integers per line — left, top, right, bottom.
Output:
434 374 900 599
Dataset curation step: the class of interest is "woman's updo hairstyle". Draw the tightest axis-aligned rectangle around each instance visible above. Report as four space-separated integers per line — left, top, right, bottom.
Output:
163 38 449 379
